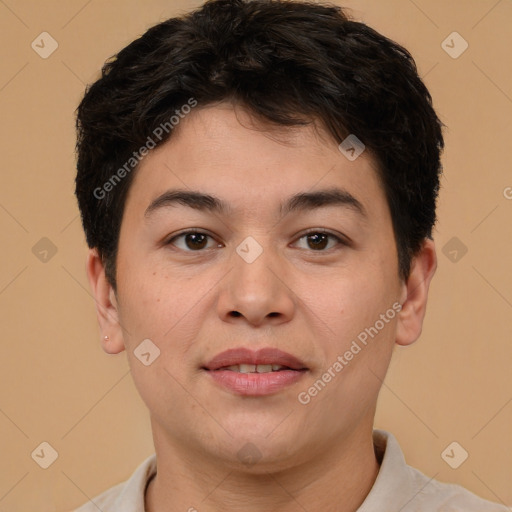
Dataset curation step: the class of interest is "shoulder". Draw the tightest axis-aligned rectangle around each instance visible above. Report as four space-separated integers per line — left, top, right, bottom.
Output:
405 464 509 511
72 481 126 511
370 430 509 512
71 453 157 512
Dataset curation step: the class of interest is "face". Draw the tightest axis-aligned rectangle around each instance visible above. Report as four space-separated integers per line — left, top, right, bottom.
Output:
88 102 435 472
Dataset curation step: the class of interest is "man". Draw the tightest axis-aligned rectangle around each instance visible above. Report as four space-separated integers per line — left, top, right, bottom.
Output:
73 0 508 510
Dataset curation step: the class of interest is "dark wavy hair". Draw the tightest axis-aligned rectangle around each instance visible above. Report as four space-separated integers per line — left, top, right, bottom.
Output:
75 0 445 291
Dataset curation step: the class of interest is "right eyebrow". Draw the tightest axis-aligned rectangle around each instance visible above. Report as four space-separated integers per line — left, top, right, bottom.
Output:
144 190 232 218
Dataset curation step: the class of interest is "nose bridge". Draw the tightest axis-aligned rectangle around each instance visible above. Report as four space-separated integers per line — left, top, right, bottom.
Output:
240 237 276 286
234 234 280 299
217 234 295 325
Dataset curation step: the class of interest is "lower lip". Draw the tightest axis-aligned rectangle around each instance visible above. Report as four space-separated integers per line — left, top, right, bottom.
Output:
205 369 307 396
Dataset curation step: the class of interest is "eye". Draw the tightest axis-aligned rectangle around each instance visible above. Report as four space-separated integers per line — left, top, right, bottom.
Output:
166 230 221 251
293 230 347 251
165 229 348 253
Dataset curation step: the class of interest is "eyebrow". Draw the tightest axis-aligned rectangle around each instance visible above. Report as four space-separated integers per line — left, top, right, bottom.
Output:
144 187 367 220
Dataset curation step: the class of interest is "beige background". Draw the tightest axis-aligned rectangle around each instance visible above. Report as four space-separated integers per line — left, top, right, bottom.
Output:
0 0 511 510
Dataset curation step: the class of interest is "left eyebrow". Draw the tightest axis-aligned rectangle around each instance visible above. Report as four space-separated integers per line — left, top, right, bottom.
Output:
144 187 367 220
280 188 367 219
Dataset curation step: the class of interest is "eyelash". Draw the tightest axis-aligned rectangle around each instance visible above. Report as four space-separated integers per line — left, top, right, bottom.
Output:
165 229 349 253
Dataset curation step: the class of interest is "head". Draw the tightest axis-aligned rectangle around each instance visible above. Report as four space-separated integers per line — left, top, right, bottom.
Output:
76 0 443 471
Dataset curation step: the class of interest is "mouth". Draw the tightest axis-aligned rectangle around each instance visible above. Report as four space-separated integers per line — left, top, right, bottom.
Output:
202 347 308 372
202 347 308 396
211 363 302 373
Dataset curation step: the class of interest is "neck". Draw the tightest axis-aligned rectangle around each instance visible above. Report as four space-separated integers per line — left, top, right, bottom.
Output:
145 421 380 512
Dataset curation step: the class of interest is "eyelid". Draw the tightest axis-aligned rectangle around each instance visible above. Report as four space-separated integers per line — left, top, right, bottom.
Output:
164 229 221 248
296 228 351 245
165 228 350 252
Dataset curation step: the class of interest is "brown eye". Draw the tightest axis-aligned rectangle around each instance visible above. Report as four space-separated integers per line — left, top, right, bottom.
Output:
167 231 219 251
294 231 346 251
306 233 329 250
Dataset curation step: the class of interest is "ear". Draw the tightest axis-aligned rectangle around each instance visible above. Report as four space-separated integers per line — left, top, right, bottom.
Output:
395 238 437 347
85 248 125 354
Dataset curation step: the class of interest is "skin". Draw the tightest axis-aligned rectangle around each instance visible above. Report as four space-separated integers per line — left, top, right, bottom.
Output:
86 101 437 512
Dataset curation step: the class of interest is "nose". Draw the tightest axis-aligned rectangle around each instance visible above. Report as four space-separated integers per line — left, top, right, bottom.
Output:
216 238 296 327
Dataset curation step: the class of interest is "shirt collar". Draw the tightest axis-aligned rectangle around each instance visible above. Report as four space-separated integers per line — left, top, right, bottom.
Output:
111 451 157 511
358 429 417 511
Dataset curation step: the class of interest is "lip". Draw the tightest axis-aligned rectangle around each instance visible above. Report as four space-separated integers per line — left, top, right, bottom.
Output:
203 347 308 371
202 347 308 397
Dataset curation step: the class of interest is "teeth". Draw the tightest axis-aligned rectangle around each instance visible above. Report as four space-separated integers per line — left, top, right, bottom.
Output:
222 364 287 373
256 364 273 373
239 364 256 373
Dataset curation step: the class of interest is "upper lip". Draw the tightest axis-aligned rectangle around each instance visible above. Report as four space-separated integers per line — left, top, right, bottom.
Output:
203 347 308 371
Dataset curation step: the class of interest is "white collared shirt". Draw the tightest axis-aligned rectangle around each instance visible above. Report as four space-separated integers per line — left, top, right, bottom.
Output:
74 430 509 511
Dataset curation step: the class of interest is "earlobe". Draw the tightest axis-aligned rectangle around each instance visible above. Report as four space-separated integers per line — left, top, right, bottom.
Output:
85 248 125 355
395 239 437 347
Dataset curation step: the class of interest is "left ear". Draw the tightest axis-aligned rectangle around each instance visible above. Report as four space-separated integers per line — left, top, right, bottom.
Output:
395 238 437 346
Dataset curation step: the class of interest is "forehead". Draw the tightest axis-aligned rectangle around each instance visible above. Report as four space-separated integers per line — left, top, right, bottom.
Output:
123 103 387 222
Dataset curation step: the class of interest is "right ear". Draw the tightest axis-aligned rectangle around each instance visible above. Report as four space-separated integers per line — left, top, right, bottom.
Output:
85 248 125 354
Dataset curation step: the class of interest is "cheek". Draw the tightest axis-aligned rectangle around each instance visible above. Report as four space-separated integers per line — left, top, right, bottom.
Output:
116 267 175 345
332 268 389 319
324 265 399 361
118 265 213 359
